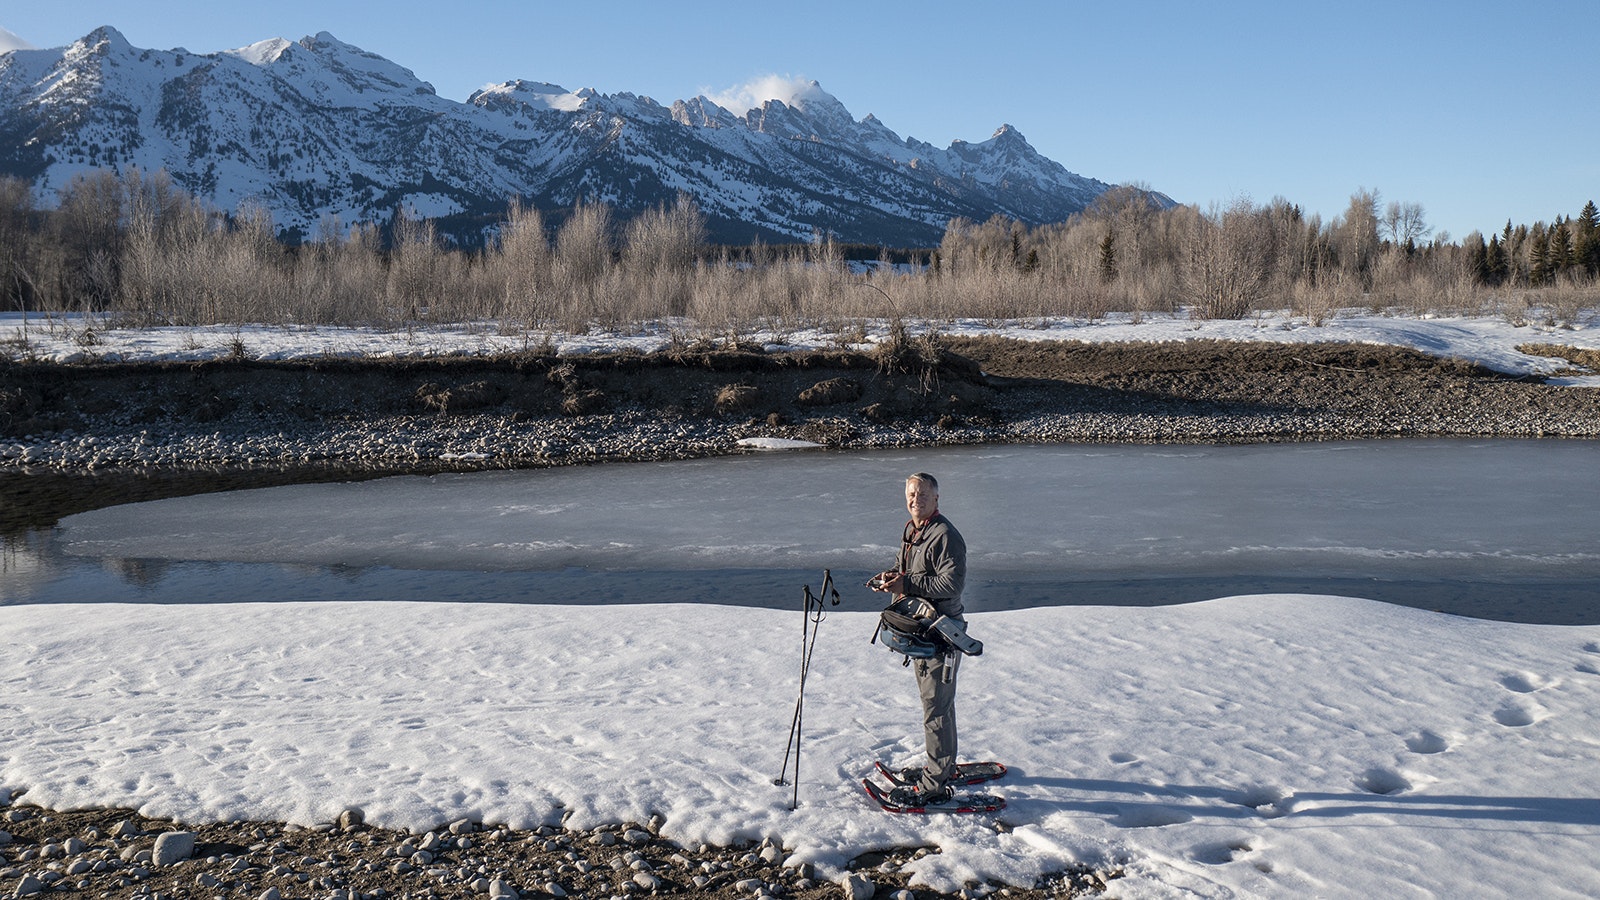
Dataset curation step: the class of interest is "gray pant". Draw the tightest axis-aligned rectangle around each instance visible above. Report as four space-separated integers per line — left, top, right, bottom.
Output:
914 651 960 791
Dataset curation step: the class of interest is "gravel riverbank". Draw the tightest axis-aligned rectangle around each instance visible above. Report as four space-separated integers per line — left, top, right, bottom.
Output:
0 798 1109 900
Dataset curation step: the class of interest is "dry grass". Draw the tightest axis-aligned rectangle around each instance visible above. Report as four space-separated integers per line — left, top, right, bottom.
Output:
1516 343 1600 374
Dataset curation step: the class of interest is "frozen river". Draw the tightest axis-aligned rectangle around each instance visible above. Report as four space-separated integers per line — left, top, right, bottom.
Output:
4 439 1599 623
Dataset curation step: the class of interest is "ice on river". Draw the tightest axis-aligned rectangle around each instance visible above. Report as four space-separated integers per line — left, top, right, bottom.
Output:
38 441 1600 615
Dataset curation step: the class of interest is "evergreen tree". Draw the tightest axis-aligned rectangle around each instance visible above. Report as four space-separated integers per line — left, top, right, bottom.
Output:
1576 200 1600 276
1528 223 1550 286
1484 235 1507 285
1098 229 1118 283
1548 218 1575 275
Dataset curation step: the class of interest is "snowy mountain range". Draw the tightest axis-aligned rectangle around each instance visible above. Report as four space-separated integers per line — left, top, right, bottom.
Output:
0 27 1164 247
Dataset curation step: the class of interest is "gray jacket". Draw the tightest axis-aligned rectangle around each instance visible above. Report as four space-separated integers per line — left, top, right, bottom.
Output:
896 513 966 619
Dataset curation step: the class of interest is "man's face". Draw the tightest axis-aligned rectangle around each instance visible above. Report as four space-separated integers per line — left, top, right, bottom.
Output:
905 479 938 524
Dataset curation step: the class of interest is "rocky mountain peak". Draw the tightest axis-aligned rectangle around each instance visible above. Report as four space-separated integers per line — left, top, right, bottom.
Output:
0 28 1165 247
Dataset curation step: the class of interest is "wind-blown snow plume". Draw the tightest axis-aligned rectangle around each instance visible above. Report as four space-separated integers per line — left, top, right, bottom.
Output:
704 73 828 114
0 26 36 52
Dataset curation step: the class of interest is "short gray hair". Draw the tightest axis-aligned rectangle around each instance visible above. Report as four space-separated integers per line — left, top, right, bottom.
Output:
906 472 939 492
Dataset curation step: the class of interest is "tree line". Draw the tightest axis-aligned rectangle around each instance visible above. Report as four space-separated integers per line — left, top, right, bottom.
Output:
2 168 1595 338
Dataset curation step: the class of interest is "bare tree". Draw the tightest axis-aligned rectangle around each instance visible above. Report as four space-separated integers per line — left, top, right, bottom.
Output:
495 199 553 324
1380 200 1430 248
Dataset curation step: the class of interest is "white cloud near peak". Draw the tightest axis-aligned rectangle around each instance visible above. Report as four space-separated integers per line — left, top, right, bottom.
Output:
703 74 823 114
0 26 37 53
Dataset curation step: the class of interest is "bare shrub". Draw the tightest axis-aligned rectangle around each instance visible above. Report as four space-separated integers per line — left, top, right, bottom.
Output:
1182 199 1272 319
622 195 706 318
4 166 1597 332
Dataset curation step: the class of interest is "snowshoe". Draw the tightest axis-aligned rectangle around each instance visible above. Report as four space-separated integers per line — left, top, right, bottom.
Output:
862 778 1005 814
874 759 1008 787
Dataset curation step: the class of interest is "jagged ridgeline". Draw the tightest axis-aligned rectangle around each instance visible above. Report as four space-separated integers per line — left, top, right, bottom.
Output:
0 26 1161 247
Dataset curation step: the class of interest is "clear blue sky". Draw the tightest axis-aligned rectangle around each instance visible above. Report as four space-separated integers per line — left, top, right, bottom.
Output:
5 0 1597 241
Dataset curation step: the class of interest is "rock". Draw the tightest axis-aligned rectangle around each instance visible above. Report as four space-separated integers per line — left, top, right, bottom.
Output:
488 878 520 899
759 844 784 865
13 873 43 896
337 808 364 831
839 872 875 900
110 819 140 839
543 881 567 897
632 871 661 891
621 828 652 845
152 830 196 866
259 888 282 900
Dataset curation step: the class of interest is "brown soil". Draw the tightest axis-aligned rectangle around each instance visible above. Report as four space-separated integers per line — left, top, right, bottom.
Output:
0 337 1582 441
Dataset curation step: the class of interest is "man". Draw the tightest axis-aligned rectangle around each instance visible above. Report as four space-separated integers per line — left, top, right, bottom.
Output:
871 471 967 805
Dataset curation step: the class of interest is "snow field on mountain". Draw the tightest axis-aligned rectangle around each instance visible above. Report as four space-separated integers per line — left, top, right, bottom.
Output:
1 26 1108 246
3 596 1599 898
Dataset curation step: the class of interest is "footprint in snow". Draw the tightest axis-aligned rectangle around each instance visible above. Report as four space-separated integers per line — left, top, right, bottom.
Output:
1353 767 1411 796
1404 730 1449 754
1498 671 1552 693
1492 703 1537 728
1191 837 1260 866
1108 751 1140 765
1223 784 1290 818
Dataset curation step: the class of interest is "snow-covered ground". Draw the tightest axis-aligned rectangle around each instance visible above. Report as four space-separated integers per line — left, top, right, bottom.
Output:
4 597 1599 898
3 308 1599 384
4 309 1600 897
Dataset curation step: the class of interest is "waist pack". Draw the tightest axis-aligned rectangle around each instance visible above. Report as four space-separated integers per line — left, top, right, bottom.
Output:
873 596 983 661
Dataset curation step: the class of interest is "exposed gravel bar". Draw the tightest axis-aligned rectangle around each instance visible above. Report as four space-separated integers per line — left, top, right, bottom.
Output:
0 799 1111 900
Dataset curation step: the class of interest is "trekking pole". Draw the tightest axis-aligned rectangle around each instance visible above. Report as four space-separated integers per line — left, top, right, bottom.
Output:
773 569 840 809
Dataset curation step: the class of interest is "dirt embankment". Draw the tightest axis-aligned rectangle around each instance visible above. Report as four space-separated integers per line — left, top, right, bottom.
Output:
2 338 1589 443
